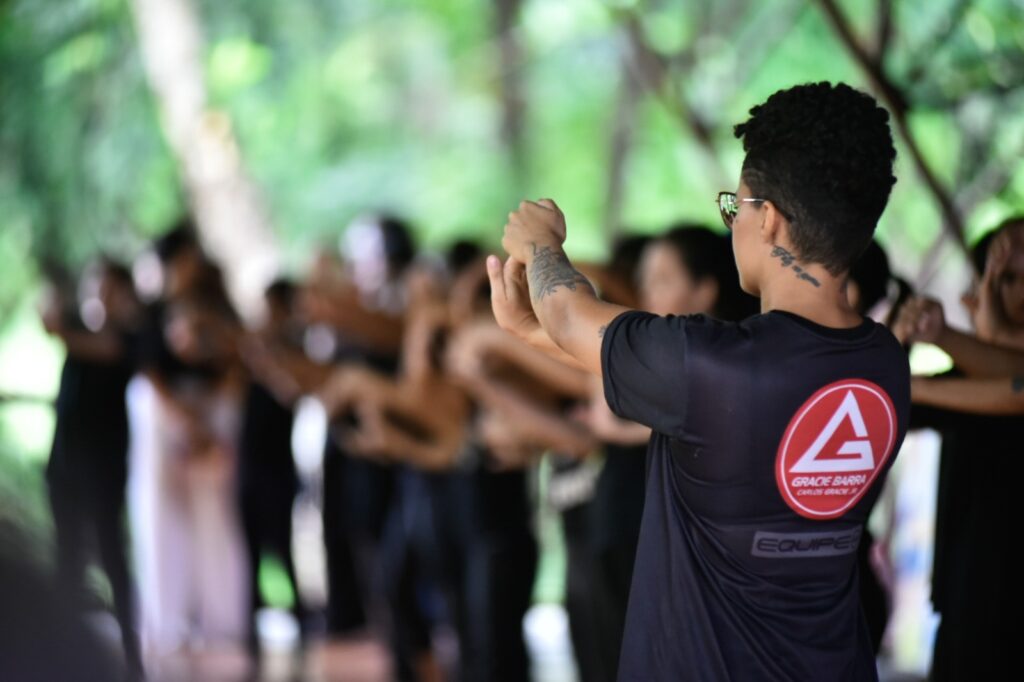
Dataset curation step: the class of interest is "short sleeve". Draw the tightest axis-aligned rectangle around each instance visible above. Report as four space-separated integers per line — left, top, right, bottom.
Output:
601 310 694 437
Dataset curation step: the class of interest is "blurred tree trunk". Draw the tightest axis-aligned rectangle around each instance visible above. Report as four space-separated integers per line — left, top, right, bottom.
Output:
129 0 278 320
603 47 642 241
495 0 526 193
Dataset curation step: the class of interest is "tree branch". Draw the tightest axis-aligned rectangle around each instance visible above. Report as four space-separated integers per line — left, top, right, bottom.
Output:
815 0 967 256
603 46 642 240
618 12 730 189
495 0 526 186
872 0 894 62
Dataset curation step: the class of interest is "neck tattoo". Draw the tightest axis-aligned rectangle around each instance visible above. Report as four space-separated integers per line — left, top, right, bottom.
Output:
771 245 821 288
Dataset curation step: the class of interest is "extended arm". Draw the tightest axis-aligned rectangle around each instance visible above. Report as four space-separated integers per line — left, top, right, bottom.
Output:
346 401 468 470
57 329 123 362
41 307 122 363
932 326 1024 378
449 321 592 399
911 375 1024 415
893 296 1024 378
492 199 631 377
451 368 596 457
303 282 405 353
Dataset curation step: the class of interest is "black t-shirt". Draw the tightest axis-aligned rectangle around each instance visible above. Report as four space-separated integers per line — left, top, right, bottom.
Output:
47 332 138 484
602 309 910 681
908 380 1018 620
590 442 647 551
238 381 298 496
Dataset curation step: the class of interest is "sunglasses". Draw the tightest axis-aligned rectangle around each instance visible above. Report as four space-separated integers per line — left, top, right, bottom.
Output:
716 191 768 230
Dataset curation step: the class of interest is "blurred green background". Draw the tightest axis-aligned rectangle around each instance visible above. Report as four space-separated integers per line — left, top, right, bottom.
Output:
1 0 1023 633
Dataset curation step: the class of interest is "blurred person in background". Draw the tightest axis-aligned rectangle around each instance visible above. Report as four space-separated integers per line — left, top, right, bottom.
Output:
409 245 539 682
447 277 594 681
319 240 544 681
892 217 1024 681
320 254 464 682
304 215 445 676
127 221 249 658
40 257 144 678
235 278 310 660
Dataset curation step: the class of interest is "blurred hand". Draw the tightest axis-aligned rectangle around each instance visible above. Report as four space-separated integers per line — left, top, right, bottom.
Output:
501 198 566 265
444 325 486 379
974 229 1015 342
477 410 539 469
571 396 622 441
343 403 392 460
487 255 540 340
892 296 945 345
317 365 369 417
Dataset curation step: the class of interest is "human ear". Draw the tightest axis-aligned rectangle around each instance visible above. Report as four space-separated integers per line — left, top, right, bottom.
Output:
760 201 782 245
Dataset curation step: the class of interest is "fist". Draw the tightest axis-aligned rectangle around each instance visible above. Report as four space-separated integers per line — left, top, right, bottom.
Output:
501 198 567 264
892 296 945 345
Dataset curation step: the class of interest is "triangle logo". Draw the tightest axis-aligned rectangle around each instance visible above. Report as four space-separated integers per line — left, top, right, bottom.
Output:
775 379 898 520
789 390 875 474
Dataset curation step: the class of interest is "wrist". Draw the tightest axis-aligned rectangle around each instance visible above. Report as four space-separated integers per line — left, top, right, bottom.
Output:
521 238 564 265
934 323 952 348
522 322 549 347
909 376 931 403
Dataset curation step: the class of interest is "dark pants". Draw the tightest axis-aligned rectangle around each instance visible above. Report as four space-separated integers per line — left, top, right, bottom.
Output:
929 584 1009 681
47 470 141 674
430 468 537 682
857 529 888 654
321 438 378 635
591 540 637 677
562 500 613 682
381 470 442 681
240 480 305 647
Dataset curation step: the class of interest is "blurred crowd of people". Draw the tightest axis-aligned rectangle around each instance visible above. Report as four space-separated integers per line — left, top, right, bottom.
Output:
23 211 1024 681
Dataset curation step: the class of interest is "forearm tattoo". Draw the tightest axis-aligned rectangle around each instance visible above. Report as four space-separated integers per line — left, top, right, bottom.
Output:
527 243 595 301
1012 377 1024 393
770 246 821 287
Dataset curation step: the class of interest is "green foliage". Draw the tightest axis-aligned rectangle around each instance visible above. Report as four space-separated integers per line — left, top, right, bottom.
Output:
0 0 1022 640
0 0 183 334
2 0 1022 283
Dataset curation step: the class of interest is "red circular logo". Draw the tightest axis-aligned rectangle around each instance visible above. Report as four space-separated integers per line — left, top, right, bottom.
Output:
775 379 896 520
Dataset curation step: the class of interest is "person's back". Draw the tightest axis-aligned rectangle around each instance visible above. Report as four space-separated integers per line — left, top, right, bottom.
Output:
490 80 909 681
603 308 909 680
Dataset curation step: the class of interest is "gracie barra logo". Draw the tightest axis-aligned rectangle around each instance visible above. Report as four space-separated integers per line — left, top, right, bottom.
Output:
775 379 896 520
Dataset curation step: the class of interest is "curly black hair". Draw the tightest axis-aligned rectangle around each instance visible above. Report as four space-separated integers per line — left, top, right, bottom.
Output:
734 82 897 275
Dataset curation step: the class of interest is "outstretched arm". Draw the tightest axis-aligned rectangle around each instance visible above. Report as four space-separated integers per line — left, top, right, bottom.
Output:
912 375 1024 415
448 320 592 399
892 296 1024 378
492 199 632 377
